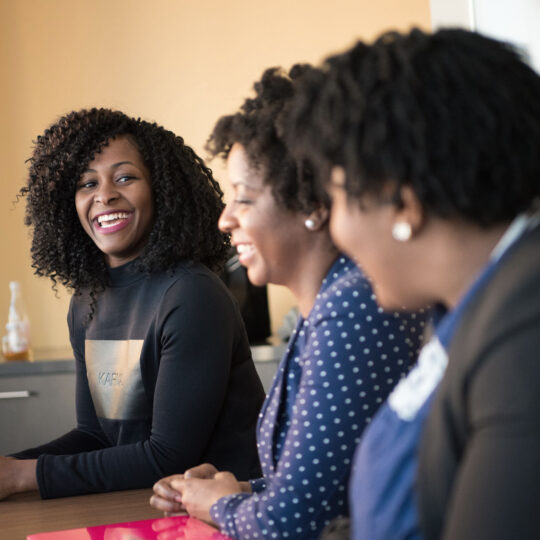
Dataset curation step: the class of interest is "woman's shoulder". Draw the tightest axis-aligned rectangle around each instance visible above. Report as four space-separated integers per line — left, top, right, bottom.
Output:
167 260 227 288
319 255 374 305
454 226 540 353
69 288 93 312
159 261 235 308
312 255 428 334
306 256 375 330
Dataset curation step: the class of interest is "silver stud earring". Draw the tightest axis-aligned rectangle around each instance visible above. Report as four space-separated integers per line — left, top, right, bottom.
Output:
392 222 412 242
304 218 316 230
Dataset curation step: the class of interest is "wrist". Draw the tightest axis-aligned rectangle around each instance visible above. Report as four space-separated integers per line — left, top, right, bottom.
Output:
13 459 38 493
239 481 252 493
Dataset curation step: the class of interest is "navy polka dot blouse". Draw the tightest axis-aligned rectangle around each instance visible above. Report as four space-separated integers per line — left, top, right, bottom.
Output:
210 256 427 539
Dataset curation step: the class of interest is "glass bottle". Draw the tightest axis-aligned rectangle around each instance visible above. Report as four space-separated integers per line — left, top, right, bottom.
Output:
2 281 32 361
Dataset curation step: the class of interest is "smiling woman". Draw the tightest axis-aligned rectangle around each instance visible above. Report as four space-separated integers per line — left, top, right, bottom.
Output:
0 108 265 501
75 136 155 268
286 28 540 539
150 66 428 540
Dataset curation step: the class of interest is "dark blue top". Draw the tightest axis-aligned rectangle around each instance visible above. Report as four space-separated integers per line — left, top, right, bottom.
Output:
210 256 427 539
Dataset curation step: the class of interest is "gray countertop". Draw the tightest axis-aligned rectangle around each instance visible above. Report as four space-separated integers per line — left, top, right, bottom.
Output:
0 347 74 377
0 342 286 378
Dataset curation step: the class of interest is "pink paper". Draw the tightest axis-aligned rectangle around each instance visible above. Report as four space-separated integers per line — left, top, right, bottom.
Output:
27 515 232 540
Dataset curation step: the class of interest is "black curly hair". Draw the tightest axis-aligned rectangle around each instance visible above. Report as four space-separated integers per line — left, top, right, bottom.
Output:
21 108 229 304
287 28 540 227
206 64 328 213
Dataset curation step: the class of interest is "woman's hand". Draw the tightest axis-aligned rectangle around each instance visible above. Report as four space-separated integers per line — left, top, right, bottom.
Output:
185 463 251 493
151 474 186 515
0 456 37 500
184 463 219 480
169 471 243 525
150 463 221 514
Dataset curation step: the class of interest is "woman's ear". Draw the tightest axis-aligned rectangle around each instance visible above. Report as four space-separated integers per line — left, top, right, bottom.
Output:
391 186 425 241
304 205 330 231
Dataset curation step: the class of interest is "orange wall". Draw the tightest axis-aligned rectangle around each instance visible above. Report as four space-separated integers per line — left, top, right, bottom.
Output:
0 0 430 352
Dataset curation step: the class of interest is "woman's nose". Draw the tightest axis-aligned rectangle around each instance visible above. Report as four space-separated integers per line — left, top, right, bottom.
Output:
94 181 119 205
218 203 237 233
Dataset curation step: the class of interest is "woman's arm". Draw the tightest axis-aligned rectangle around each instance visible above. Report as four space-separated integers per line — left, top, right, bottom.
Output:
0 457 37 499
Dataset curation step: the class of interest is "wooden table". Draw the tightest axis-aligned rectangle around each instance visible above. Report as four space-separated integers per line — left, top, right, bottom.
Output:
2 489 162 539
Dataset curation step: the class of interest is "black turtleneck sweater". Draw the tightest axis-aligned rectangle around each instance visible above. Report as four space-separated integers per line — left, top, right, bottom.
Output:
13 260 264 498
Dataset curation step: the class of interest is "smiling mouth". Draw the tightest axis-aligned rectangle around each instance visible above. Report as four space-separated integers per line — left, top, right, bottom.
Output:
94 211 132 229
235 243 255 255
92 211 134 234
235 243 256 265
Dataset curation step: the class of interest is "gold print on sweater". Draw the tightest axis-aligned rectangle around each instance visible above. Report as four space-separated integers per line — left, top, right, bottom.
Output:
86 339 146 420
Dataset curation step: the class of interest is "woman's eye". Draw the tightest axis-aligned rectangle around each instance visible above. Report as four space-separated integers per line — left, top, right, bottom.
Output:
77 180 96 190
234 198 254 205
116 175 134 183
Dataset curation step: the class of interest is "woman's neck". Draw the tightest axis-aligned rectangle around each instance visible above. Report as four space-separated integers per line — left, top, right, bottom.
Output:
285 239 339 318
429 221 511 309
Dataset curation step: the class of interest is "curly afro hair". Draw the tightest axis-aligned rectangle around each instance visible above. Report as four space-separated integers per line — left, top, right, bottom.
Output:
287 28 540 227
21 108 229 301
206 64 328 214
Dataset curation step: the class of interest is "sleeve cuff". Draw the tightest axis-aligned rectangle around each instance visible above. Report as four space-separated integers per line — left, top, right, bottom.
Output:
210 492 252 534
35 454 49 499
249 477 267 493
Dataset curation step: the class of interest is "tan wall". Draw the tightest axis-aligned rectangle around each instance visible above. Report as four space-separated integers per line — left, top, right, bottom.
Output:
0 0 430 352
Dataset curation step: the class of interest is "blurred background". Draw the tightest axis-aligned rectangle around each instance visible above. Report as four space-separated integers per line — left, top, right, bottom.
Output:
7 0 538 355
0 0 431 353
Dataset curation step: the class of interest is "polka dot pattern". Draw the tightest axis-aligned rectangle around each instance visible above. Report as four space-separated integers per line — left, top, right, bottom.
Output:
210 256 427 539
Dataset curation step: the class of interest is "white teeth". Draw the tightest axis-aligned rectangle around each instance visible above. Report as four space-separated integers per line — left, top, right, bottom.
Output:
97 212 130 227
100 220 120 229
236 244 254 254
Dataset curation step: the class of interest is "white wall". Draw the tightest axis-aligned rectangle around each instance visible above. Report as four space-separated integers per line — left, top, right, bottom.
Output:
430 0 540 72
430 0 475 28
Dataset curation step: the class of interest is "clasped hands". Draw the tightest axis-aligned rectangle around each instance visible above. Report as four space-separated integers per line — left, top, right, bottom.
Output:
150 463 251 526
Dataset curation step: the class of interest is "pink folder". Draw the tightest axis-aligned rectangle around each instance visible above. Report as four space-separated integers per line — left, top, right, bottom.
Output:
26 515 233 539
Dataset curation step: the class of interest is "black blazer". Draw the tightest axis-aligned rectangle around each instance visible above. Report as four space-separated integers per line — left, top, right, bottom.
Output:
418 225 540 540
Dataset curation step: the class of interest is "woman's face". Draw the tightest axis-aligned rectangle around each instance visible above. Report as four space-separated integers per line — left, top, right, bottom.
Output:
327 167 420 310
218 143 307 287
75 136 154 268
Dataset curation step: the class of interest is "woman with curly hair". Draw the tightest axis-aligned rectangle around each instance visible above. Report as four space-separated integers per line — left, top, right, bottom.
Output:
150 66 427 539
0 108 265 500
287 28 540 539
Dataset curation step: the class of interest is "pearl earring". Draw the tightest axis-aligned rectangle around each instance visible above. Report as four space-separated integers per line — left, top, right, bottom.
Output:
392 222 412 242
304 218 316 230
